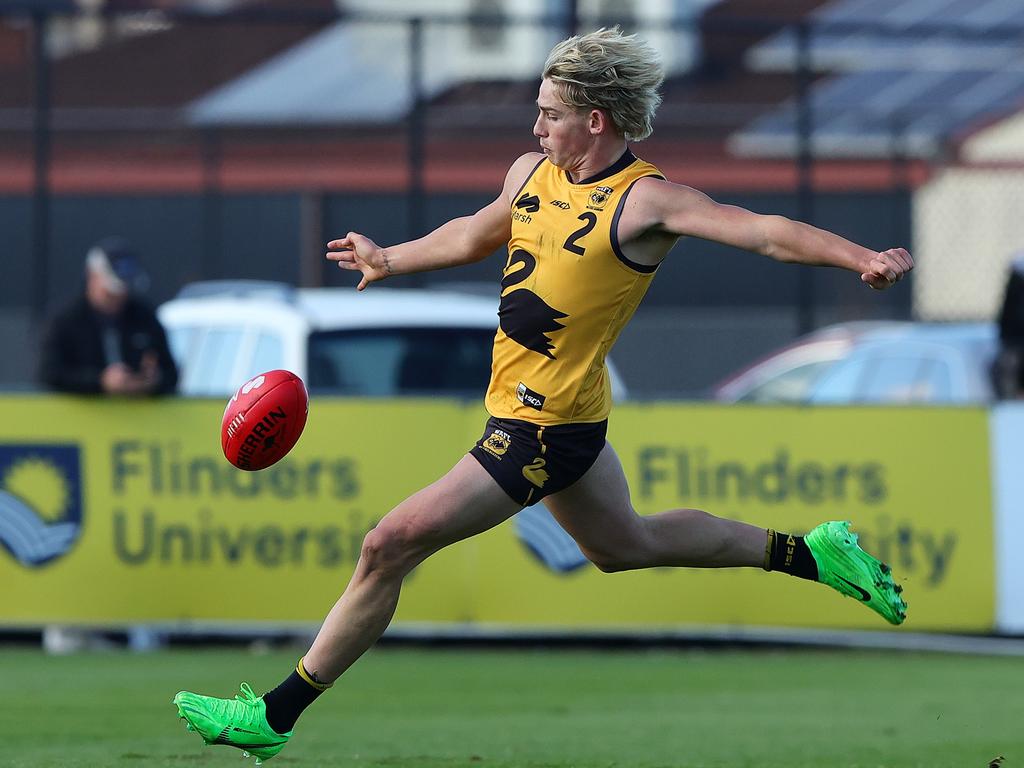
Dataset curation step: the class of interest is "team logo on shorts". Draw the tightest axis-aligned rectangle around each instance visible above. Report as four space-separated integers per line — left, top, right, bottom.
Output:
0 444 83 568
587 185 614 211
481 429 511 458
521 457 549 488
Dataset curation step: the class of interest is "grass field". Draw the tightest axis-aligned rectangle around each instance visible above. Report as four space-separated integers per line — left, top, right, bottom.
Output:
1 645 1020 767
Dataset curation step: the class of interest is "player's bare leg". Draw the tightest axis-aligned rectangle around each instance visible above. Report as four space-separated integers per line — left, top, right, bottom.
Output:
174 455 521 762
545 442 906 624
544 442 766 571
303 454 521 681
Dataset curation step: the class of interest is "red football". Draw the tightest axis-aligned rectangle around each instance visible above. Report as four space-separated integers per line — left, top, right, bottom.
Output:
221 369 309 471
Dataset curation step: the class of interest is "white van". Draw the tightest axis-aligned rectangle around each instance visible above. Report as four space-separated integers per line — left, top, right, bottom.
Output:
157 281 628 400
158 280 628 576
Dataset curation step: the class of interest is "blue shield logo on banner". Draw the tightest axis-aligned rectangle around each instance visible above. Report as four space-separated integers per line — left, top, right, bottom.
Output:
0 445 83 567
513 503 589 574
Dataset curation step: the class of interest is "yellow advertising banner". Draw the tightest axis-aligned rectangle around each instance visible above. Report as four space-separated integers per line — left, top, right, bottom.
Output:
0 396 473 624
0 397 993 631
465 405 993 631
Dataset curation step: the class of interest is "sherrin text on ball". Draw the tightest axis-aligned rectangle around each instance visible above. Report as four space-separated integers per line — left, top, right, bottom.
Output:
221 369 308 471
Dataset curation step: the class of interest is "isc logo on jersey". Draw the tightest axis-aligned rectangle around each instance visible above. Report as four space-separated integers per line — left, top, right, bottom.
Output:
0 444 83 567
516 382 546 411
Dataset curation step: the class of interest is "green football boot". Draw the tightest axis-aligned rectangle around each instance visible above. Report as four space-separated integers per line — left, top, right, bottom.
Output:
173 682 291 765
805 520 908 625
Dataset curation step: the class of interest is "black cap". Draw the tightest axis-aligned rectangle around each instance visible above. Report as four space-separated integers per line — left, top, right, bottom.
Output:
85 237 149 294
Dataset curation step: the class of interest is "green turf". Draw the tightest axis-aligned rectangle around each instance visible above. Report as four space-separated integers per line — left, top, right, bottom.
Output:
0 645 1019 767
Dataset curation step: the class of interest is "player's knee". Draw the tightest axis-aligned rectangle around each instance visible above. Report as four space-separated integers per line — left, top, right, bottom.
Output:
582 547 636 573
358 525 413 577
359 517 433 576
580 518 652 573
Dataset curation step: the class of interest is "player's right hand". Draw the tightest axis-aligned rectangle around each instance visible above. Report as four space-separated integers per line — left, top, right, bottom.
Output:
861 247 913 290
326 232 391 291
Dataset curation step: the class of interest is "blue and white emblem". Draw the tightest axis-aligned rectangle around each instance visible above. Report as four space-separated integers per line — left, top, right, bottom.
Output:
0 445 83 567
513 503 588 574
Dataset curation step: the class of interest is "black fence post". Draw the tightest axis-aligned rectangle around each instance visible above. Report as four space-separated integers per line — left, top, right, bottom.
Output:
299 191 325 288
794 19 815 336
30 10 51 322
888 112 911 296
407 16 426 263
200 127 223 280
565 0 578 37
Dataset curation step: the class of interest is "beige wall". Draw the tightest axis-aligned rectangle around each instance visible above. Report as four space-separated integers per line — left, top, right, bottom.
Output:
962 112 1024 163
914 166 1024 320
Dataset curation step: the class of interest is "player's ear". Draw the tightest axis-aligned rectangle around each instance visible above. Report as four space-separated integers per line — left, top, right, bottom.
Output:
588 107 611 136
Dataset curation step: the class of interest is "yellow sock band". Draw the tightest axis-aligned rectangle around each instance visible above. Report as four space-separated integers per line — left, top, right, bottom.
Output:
764 529 775 571
296 656 333 692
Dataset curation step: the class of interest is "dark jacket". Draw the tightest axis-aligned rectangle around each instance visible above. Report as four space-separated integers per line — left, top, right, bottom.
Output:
38 295 179 395
999 258 1024 346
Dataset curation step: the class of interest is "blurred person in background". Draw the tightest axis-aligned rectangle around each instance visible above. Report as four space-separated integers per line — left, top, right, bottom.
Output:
994 252 1024 399
37 237 176 654
173 28 911 763
38 237 178 396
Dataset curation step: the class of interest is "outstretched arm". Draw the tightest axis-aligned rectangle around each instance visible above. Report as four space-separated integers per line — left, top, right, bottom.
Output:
327 153 542 291
631 178 913 290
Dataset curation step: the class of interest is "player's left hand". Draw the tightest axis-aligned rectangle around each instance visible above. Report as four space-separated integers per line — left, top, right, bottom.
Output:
861 248 913 290
326 232 390 291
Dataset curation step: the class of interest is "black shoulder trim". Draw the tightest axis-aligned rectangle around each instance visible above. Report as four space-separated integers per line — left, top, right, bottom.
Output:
511 156 547 205
611 174 665 274
571 149 637 186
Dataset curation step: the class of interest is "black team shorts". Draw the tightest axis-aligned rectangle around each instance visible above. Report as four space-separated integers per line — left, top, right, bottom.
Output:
469 416 608 507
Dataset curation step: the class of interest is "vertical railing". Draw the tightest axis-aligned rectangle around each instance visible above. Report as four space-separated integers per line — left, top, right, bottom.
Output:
200 128 223 281
406 16 426 252
794 19 815 336
30 10 51 323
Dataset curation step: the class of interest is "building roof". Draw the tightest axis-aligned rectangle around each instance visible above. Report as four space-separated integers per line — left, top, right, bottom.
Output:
188 21 423 126
729 0 1024 159
0 1 333 109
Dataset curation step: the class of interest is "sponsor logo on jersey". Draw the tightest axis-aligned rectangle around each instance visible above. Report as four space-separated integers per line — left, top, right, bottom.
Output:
549 199 570 209
514 192 540 212
587 185 614 211
513 192 540 224
516 382 546 411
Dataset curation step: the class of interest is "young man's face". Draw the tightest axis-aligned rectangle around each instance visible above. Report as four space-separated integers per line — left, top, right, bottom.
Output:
533 78 594 170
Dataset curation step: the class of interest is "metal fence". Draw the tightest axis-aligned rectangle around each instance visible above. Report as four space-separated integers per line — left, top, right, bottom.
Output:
2 1 1023 389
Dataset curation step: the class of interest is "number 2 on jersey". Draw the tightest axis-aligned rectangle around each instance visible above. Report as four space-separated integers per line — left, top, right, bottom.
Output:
563 212 597 256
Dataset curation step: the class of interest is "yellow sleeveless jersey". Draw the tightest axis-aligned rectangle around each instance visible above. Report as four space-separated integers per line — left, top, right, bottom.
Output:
485 150 664 425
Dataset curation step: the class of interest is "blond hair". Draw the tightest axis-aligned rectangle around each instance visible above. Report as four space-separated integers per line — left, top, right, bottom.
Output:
542 27 663 142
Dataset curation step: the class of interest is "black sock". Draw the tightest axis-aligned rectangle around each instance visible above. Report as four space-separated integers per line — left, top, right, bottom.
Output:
764 529 819 581
262 658 331 734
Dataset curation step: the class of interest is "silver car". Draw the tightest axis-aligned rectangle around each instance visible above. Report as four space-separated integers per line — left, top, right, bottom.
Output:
712 321 998 405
